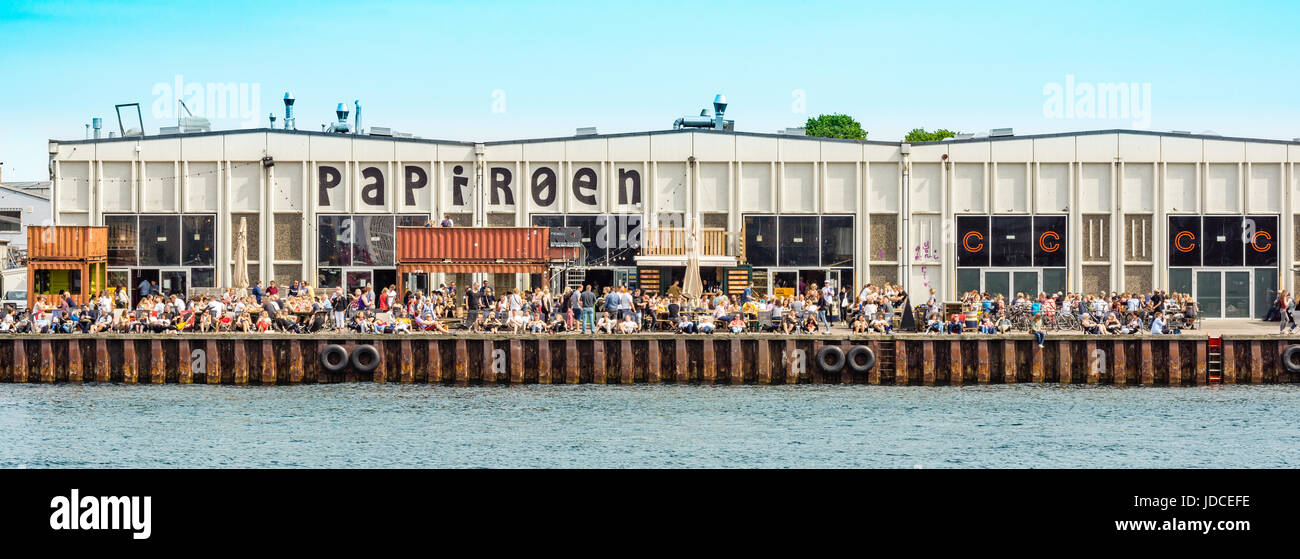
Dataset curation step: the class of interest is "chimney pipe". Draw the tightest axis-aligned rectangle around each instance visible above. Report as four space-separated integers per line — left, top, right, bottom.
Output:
269 112 277 128
354 100 361 135
283 92 296 130
92 117 102 139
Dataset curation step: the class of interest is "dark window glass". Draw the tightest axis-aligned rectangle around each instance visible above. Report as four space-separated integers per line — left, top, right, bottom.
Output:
397 214 428 227
318 215 352 267
1168 216 1201 267
1244 215 1278 267
565 215 604 265
1042 268 1067 295
0 210 20 232
989 216 1032 267
1033 215 1067 267
955 215 989 267
105 215 138 267
190 267 215 288
181 215 216 266
317 268 342 289
743 215 777 267
1202 216 1243 267
820 216 854 268
956 268 981 295
1169 268 1193 295
778 215 819 267
138 215 180 266
608 214 640 265
530 214 564 228
352 215 394 266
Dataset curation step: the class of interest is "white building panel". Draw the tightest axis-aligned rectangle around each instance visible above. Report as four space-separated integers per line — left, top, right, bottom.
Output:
781 163 815 212
1078 163 1112 212
317 162 349 212
608 135 649 161
484 143 523 162
1121 163 1155 212
229 162 261 212
1204 163 1240 213
951 163 985 213
180 134 223 161
821 142 861 162
1118 134 1160 162
654 162 687 214
309 135 352 162
993 163 1027 213
1245 142 1287 162
1204 140 1247 163
823 163 856 211
187 162 220 212
692 133 734 161
521 141 564 162
1036 163 1069 213
567 162 602 212
948 142 988 162
395 141 437 163
398 163 434 212
1248 163 1282 213
1076 134 1118 162
650 134 692 162
697 162 729 212
991 139 1032 162
58 162 90 211
865 145 902 162
909 163 941 212
1160 136 1202 162
738 163 772 212
779 138 819 161
1164 163 1198 212
1033 137 1074 162
222 132 265 161
142 162 176 212
101 161 134 212
269 163 299 214
564 139 605 162
267 133 309 161
94 140 138 161
525 163 561 212
139 137 181 161
868 162 899 213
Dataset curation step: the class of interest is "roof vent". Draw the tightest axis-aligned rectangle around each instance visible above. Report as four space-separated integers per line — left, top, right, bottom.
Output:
989 128 1014 137
575 127 598 136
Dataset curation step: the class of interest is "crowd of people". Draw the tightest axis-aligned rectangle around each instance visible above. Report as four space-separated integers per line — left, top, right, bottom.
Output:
0 277 1212 341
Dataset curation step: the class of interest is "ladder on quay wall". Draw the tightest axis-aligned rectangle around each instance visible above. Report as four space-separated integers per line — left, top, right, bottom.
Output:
1207 336 1223 383
876 341 897 381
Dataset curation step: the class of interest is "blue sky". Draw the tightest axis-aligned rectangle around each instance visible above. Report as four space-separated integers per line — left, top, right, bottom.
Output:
1 0 1297 180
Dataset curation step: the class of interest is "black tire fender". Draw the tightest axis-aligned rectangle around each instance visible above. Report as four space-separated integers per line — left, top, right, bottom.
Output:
320 344 349 373
816 345 846 373
846 345 876 373
1282 345 1300 374
350 344 381 374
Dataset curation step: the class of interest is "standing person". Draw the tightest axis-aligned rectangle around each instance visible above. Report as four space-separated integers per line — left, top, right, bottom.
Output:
465 281 482 326
1290 295 1300 335
252 281 264 305
137 277 153 301
331 288 348 329
580 284 596 334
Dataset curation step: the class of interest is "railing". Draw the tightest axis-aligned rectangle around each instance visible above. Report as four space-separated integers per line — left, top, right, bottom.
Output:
641 227 729 257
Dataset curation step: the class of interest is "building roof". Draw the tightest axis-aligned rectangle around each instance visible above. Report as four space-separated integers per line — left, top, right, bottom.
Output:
0 182 50 201
49 127 1300 148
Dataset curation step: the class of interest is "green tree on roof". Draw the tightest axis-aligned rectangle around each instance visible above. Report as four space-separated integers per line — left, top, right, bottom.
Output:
804 114 867 140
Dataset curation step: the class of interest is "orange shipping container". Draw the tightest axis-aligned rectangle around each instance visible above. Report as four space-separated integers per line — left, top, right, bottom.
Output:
26 226 109 261
396 226 550 263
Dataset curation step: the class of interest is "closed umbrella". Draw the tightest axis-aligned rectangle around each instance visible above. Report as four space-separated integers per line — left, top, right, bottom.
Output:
233 216 249 296
682 218 703 299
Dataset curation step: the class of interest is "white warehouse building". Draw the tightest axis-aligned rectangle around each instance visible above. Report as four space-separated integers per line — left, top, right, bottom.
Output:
47 126 1300 319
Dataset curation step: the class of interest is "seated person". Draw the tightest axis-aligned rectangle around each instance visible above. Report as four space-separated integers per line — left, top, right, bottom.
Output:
801 314 818 334
676 313 695 334
1080 313 1101 335
925 316 944 334
996 313 1012 334
781 313 799 334
1121 313 1142 335
619 314 641 334
696 313 717 334
979 315 997 334
529 314 548 334
870 313 891 334
236 312 253 332
1104 313 1122 334
851 314 869 334
946 314 964 334
255 313 272 332
595 312 616 334
727 315 745 334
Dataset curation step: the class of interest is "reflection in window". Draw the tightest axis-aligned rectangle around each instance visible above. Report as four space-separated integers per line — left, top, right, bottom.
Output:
181 215 216 266
821 216 854 268
190 268 215 288
397 214 429 227
778 216 818 267
743 216 777 267
989 216 1032 267
1202 216 1243 267
138 215 181 266
105 215 138 267
566 215 604 265
530 215 564 228
318 267 342 289
317 216 352 267
107 270 129 291
352 215 395 266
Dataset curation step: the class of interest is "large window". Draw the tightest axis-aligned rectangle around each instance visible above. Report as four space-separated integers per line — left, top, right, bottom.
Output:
530 214 639 266
351 215 395 266
106 215 139 266
0 210 20 232
317 214 398 289
181 215 216 266
742 214 855 269
1167 215 1277 268
138 216 181 266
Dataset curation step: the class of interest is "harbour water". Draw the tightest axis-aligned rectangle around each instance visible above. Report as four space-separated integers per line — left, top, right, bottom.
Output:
1 384 1296 468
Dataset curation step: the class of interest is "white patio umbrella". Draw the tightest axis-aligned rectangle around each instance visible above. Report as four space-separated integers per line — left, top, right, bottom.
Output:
682 217 703 300
232 216 249 296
